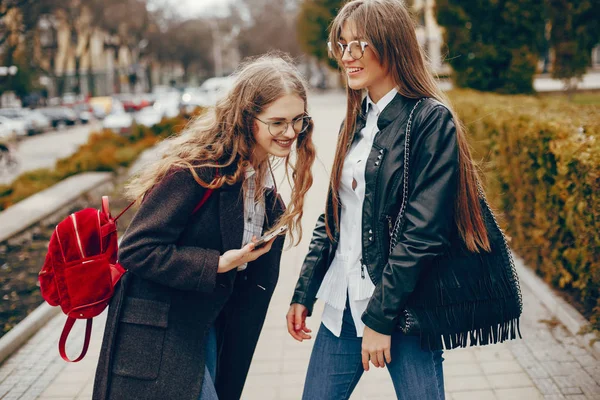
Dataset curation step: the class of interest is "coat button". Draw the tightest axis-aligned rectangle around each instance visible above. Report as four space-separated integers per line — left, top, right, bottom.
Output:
369 229 373 234
369 236 373 241
379 149 384 154
377 155 383 160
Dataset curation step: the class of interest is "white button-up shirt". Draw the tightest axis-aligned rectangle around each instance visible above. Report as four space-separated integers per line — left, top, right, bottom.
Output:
238 167 274 271
316 88 398 337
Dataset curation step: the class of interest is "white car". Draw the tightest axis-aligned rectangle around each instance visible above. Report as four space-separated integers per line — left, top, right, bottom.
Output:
0 108 50 135
153 92 181 119
198 76 235 106
134 106 163 127
181 88 211 112
0 116 27 137
102 102 133 134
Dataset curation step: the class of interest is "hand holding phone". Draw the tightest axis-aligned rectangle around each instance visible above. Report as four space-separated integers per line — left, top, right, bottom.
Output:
253 226 288 249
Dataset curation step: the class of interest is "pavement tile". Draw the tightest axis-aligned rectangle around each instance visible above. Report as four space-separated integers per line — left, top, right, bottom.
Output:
544 362 585 377
473 347 516 362
577 355 600 368
444 363 483 377
526 365 552 379
240 384 278 400
247 360 283 375
561 387 585 395
481 361 525 375
533 378 563 394
445 375 490 392
39 382 85 398
487 372 534 389
451 390 497 400
496 387 544 399
444 349 477 363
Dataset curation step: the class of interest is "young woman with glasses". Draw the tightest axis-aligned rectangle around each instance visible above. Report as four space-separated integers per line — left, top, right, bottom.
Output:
93 54 316 400
288 0 522 399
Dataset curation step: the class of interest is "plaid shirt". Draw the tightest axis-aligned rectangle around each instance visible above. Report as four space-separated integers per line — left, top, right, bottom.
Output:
238 167 274 271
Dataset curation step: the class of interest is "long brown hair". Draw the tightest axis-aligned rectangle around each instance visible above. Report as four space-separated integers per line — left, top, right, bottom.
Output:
326 0 490 252
126 53 316 245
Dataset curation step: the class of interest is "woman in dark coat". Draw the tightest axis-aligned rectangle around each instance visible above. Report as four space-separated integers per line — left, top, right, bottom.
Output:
93 54 316 400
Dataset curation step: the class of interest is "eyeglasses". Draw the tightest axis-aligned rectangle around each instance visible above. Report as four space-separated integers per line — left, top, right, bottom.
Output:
327 40 369 60
254 115 312 138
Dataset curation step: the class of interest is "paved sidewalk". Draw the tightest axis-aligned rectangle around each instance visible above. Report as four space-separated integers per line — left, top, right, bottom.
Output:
1 92 599 399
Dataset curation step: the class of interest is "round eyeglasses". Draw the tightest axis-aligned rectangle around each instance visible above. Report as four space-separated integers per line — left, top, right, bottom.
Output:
254 115 312 138
327 40 369 60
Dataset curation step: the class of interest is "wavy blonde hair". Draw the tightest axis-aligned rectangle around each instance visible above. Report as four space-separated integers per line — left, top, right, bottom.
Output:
326 0 490 252
126 53 316 245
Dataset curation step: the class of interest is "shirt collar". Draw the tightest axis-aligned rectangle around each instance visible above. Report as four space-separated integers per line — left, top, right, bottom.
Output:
365 87 399 115
245 166 274 189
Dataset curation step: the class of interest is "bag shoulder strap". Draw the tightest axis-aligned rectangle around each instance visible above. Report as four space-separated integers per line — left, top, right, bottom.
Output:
59 317 93 362
192 189 213 215
388 98 426 254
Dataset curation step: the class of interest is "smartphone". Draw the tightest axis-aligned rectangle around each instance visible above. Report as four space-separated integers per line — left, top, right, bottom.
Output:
253 226 288 249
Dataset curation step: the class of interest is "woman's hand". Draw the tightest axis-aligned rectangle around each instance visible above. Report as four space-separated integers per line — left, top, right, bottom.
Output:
217 236 275 273
361 326 392 371
286 303 312 342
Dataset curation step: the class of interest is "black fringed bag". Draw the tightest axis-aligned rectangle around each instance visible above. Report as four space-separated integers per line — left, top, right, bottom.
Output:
391 99 523 351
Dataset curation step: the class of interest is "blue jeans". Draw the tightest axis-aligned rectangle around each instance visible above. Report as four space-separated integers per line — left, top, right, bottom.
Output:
198 326 218 400
302 305 445 400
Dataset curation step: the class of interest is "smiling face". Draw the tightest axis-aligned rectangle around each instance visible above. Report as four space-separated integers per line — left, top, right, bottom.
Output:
252 93 306 163
338 21 396 103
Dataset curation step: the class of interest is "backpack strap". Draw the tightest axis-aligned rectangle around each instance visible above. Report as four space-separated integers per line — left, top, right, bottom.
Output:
192 189 214 215
59 317 93 362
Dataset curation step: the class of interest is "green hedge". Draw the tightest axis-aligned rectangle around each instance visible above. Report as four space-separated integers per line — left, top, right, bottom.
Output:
0 112 198 211
449 90 600 331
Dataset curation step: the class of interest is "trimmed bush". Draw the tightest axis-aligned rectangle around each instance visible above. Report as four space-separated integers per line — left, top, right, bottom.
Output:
448 90 600 330
0 112 198 211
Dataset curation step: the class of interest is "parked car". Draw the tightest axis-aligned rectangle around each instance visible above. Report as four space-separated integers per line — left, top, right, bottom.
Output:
102 101 133 134
134 106 163 127
38 107 78 128
180 88 210 113
0 108 51 135
0 116 27 137
116 93 152 113
72 103 94 124
153 92 181 119
89 96 114 119
198 76 235 106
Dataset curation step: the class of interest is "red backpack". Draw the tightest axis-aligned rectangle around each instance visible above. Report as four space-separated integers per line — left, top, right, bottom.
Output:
39 191 213 362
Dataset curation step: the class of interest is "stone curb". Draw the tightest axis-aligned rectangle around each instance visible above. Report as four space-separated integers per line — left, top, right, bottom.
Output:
0 172 113 244
0 303 60 364
514 255 600 358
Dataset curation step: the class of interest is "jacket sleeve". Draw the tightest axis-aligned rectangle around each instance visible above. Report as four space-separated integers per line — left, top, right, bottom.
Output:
362 105 459 335
118 169 221 292
290 213 331 316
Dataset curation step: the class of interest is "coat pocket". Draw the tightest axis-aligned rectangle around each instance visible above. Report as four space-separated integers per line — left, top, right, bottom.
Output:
112 297 169 380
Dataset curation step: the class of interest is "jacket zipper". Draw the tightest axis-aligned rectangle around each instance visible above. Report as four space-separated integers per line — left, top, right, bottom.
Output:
360 258 365 279
386 215 393 236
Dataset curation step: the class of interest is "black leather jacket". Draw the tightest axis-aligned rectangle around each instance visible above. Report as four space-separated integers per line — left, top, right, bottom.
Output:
291 94 459 335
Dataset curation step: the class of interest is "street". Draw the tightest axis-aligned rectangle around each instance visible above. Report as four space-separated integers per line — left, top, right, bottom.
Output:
0 121 102 185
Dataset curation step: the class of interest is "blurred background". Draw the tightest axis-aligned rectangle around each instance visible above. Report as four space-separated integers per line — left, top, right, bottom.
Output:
0 0 597 111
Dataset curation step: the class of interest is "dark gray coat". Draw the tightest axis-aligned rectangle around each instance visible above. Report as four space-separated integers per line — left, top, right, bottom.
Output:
93 168 286 400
